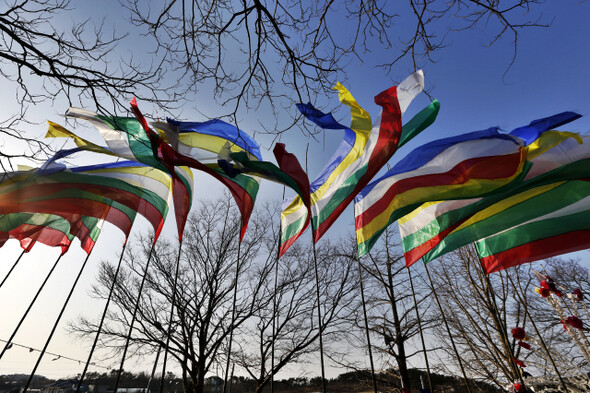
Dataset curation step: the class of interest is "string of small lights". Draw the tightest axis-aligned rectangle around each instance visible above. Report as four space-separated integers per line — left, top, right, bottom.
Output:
0 338 110 369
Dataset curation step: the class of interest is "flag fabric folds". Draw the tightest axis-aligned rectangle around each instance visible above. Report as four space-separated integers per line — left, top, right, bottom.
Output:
131 100 260 240
280 71 431 255
0 161 173 241
152 118 262 162
355 127 529 257
416 132 590 265
401 127 586 266
381 112 581 264
393 111 582 265
62 106 194 240
0 213 102 254
475 180 590 273
218 142 311 256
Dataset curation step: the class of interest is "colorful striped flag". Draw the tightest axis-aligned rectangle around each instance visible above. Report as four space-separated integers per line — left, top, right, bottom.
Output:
0 161 173 240
354 127 530 257
152 118 262 162
389 111 582 265
218 143 311 256
371 111 581 263
474 180 590 273
0 213 102 254
131 101 260 240
62 107 194 239
0 213 74 253
280 71 432 254
416 131 590 265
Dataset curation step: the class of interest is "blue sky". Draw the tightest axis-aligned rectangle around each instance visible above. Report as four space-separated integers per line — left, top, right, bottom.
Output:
0 0 589 380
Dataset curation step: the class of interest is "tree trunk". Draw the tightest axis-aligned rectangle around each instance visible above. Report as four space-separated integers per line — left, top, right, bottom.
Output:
387 261 410 390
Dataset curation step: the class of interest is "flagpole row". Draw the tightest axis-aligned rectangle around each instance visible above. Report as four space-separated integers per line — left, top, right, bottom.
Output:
159 237 184 393
356 256 378 393
506 273 569 392
223 236 242 393
423 262 473 393
113 240 157 393
0 251 65 359
407 266 434 393
76 240 128 393
0 249 26 290
23 251 93 393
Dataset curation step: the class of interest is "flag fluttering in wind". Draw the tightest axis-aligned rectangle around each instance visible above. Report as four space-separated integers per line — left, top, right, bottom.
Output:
61 106 194 240
355 127 530 257
400 124 586 267
475 179 590 273
133 101 261 240
280 71 433 255
152 118 262 162
218 143 311 255
0 161 173 241
0 213 102 254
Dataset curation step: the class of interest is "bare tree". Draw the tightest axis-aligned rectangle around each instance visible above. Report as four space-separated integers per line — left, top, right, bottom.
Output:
0 0 560 168
73 198 277 393
1 0 167 167
125 0 548 125
428 245 533 390
232 240 357 393
333 229 435 392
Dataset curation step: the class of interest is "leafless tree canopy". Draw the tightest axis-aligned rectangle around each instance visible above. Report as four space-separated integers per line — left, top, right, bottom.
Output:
126 0 546 122
0 0 554 166
335 228 434 391
429 246 590 391
72 200 358 393
0 0 166 165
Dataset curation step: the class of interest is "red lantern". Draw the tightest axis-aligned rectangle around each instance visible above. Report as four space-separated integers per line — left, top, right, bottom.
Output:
513 358 526 368
535 287 550 297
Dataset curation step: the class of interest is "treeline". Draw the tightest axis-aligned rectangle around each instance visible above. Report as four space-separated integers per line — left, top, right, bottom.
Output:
0 368 502 393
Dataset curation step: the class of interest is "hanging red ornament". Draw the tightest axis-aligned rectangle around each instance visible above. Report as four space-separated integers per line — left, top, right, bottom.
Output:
517 341 531 350
513 382 525 392
513 358 526 368
566 316 584 330
572 288 584 302
511 327 526 340
535 287 550 298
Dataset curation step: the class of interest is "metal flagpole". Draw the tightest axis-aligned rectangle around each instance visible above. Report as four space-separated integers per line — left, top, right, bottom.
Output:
113 240 157 393
0 250 65 359
311 240 327 393
23 250 94 392
271 187 286 393
0 249 26 289
159 237 184 393
148 346 162 393
222 236 242 393
304 144 326 393
407 266 434 392
76 239 128 393
356 254 378 393
423 262 473 393
271 249 279 393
